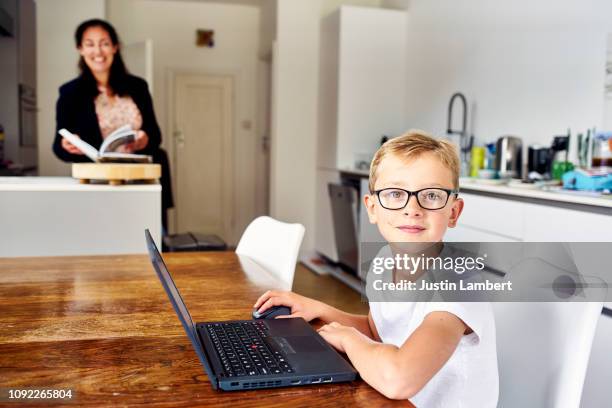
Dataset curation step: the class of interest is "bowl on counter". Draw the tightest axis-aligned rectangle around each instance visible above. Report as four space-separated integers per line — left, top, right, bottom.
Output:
477 169 497 179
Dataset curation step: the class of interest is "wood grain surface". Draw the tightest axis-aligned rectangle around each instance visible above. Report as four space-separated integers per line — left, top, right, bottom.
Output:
0 253 413 407
72 163 161 184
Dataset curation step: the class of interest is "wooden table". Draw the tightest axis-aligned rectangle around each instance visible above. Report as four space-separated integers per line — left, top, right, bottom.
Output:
0 253 412 407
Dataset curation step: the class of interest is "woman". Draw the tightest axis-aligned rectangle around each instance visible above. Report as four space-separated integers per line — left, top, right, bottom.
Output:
53 18 173 229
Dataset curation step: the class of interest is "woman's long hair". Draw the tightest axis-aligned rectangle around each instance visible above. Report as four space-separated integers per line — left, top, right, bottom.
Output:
74 19 130 97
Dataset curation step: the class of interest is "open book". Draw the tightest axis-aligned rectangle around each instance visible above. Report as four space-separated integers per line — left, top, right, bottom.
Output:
59 125 152 163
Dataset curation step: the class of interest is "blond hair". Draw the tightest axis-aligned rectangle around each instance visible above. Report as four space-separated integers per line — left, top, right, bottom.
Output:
368 130 460 193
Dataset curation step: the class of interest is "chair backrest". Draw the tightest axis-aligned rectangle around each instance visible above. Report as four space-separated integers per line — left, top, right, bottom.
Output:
493 301 603 408
235 216 305 288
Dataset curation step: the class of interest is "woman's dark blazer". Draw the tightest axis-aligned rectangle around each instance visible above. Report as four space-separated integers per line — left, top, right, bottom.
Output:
52 74 174 216
53 74 161 161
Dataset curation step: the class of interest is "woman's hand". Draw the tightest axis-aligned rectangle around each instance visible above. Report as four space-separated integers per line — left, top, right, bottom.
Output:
125 130 149 152
61 134 85 155
253 290 325 322
133 130 149 151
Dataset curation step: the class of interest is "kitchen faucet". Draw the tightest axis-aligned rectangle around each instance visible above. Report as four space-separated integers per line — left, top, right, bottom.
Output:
447 92 467 140
446 92 473 168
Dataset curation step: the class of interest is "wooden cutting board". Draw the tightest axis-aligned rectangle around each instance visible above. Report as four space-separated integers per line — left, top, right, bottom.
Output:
72 163 161 185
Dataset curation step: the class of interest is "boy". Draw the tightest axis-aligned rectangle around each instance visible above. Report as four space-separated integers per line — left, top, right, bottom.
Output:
253 131 499 406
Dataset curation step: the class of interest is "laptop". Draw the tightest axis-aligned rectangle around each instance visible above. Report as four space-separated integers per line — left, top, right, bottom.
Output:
145 230 357 391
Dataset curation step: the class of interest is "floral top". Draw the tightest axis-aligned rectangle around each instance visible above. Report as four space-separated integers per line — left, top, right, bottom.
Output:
94 89 143 140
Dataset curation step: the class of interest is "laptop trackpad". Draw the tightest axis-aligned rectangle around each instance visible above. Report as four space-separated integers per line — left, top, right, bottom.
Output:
274 336 326 353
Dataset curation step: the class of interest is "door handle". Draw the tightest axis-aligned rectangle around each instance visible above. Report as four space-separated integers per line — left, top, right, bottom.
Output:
173 130 185 148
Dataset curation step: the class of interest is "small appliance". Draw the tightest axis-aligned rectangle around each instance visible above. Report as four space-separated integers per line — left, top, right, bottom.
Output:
495 136 523 179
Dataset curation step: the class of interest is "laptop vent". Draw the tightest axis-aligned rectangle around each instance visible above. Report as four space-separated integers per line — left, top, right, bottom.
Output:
242 380 282 389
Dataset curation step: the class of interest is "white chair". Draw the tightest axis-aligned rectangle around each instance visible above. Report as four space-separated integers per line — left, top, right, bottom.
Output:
493 301 604 408
235 216 305 288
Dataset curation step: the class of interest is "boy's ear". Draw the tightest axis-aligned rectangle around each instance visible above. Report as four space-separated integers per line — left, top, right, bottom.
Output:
363 194 377 224
447 197 464 228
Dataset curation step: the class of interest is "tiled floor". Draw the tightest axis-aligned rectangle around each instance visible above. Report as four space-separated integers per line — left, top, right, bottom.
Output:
292 263 369 315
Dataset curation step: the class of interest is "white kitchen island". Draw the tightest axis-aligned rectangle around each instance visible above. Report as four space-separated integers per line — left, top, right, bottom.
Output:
0 177 161 257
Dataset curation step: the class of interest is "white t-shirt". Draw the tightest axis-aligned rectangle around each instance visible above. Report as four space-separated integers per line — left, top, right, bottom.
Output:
369 301 499 407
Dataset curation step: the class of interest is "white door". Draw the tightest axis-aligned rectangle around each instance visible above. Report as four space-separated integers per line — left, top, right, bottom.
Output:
173 74 235 242
123 40 154 92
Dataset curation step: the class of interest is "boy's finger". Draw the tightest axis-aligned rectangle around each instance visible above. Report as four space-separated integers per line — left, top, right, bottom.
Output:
257 297 279 313
254 290 282 309
253 290 272 308
253 291 268 308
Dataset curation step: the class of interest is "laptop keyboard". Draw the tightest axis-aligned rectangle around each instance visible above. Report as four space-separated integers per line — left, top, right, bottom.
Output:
206 321 294 377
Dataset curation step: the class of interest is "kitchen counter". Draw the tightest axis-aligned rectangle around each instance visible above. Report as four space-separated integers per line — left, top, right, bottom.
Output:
336 168 612 211
0 176 160 192
458 178 612 210
0 177 161 257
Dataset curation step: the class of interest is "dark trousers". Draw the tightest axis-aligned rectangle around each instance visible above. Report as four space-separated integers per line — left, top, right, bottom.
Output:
151 148 174 233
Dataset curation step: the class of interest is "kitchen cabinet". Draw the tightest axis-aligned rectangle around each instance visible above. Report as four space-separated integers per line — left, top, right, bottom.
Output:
449 187 612 408
445 191 612 242
321 171 612 276
315 5 406 264
450 193 524 241
318 5 406 171
0 177 161 257
445 224 520 242
522 202 611 241
316 171 611 407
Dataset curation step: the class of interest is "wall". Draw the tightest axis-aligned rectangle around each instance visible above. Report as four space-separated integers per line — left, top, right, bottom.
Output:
36 0 106 176
604 33 612 129
270 0 390 253
403 0 612 150
320 0 384 16
270 0 321 253
107 0 260 238
335 5 406 169
254 0 275 216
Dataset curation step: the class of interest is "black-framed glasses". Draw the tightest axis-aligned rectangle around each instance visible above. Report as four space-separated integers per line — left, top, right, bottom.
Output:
374 187 459 211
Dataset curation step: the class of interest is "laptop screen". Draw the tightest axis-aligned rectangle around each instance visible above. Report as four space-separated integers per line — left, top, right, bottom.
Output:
144 230 215 383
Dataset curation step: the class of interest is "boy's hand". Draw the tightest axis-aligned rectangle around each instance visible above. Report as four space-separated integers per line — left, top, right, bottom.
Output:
253 290 323 322
318 322 362 353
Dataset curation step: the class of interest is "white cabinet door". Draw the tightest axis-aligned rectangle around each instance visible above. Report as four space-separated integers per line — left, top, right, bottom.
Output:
318 6 406 170
445 224 521 242
454 192 524 241
522 202 612 242
335 6 406 169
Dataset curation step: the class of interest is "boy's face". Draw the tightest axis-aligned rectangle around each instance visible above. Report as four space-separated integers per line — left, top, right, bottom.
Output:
364 152 464 243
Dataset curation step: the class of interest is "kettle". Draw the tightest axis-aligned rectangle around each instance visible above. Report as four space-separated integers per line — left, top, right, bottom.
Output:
496 136 523 179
